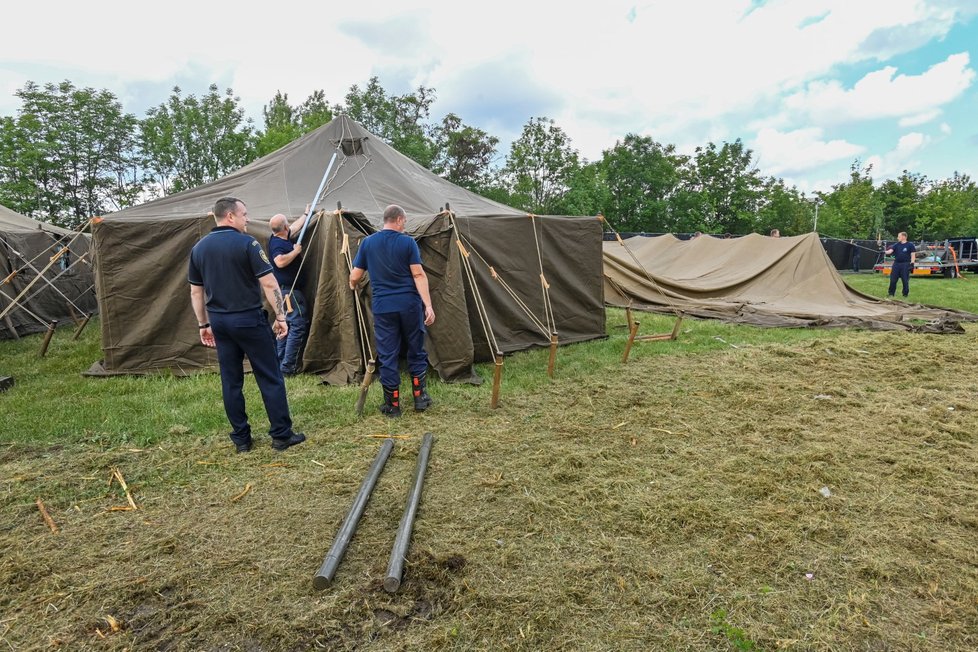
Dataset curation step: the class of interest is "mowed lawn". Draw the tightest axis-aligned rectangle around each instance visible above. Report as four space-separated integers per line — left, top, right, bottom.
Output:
1 270 976 650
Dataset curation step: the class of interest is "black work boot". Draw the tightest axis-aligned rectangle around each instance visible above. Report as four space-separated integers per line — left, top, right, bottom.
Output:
411 373 433 412
380 385 401 418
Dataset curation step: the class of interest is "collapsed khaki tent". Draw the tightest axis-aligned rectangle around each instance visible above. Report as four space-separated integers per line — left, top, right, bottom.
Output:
0 204 96 339
88 115 605 380
604 232 978 332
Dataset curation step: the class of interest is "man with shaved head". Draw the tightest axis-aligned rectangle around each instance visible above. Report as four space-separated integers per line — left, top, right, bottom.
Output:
267 204 312 375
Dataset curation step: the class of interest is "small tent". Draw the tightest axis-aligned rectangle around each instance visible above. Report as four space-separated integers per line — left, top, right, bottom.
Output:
89 116 606 381
0 204 96 339
603 232 978 331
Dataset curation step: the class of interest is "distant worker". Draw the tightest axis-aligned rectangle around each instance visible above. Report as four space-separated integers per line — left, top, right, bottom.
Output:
885 232 916 298
267 204 312 376
349 204 435 417
769 228 781 238
850 239 861 273
189 196 306 453
691 231 703 239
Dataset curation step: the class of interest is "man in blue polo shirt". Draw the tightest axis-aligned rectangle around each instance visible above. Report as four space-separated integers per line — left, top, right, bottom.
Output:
267 204 311 375
885 231 916 298
348 204 436 417
189 196 306 453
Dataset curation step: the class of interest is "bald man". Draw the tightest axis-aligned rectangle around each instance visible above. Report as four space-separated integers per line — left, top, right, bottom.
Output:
267 204 311 375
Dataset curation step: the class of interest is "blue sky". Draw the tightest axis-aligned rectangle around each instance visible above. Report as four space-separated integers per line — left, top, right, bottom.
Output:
1 0 976 195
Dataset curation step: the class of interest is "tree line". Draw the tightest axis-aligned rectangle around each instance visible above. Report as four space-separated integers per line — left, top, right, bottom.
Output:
1 77 976 240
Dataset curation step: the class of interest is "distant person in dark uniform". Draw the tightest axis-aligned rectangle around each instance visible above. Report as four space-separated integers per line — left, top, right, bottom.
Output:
189 196 306 453
850 239 861 273
349 204 435 418
268 204 312 376
769 229 780 238
885 231 916 298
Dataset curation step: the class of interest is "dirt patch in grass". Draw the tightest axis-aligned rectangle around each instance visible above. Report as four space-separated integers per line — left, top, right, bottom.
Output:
2 327 977 650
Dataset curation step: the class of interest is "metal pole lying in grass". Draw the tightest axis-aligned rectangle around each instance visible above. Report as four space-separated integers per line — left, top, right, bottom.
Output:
313 438 394 590
384 432 434 593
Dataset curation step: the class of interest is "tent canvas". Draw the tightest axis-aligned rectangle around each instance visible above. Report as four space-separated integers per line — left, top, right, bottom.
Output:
604 232 978 331
89 116 606 380
0 204 97 339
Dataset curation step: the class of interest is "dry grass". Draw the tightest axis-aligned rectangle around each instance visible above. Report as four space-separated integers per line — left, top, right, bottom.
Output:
2 322 978 650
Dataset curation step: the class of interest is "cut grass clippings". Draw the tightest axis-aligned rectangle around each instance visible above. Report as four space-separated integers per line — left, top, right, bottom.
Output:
1 271 977 650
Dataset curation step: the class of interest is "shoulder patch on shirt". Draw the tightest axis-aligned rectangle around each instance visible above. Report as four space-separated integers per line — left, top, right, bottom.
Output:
258 247 271 265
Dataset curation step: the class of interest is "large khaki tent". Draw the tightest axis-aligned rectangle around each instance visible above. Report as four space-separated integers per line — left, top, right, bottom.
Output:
0 204 96 339
604 232 978 331
89 116 605 381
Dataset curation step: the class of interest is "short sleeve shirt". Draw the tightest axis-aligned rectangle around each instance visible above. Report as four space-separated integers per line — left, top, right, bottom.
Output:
267 235 299 287
351 229 423 313
890 241 916 263
188 226 274 313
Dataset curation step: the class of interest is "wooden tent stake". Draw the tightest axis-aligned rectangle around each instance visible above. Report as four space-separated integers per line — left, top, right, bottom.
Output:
546 334 558 378
72 312 93 340
490 355 504 409
38 320 57 357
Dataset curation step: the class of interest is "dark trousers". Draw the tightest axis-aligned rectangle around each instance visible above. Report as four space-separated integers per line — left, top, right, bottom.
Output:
373 303 429 389
851 253 860 273
276 286 308 374
210 309 294 445
889 262 911 296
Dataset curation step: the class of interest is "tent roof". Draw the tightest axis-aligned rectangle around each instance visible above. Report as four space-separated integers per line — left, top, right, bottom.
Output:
102 115 524 229
0 204 74 236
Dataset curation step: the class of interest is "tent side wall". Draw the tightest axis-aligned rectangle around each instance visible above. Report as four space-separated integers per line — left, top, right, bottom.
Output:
91 215 240 373
454 214 606 356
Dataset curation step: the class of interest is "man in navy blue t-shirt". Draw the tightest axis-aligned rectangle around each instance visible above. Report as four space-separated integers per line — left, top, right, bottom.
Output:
885 231 916 298
349 204 436 417
189 196 306 453
267 204 311 375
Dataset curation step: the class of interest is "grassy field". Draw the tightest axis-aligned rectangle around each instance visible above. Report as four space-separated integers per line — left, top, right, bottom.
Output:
1 270 977 650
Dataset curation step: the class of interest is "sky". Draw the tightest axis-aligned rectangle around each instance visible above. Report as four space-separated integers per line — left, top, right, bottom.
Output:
1 0 977 195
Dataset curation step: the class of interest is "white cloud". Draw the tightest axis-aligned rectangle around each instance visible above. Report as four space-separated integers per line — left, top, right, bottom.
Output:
752 127 864 176
898 109 941 127
940 122 952 135
865 132 930 178
783 53 975 125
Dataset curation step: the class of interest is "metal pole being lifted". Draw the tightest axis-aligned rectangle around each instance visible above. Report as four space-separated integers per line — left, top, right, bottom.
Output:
384 432 435 593
313 438 394 590
296 151 338 248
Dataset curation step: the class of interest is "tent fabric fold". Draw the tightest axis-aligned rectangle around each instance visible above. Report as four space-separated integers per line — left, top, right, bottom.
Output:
87 115 606 379
603 232 978 332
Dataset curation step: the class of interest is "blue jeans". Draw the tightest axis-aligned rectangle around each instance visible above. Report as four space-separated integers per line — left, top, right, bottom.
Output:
210 308 295 445
374 302 429 389
276 287 308 374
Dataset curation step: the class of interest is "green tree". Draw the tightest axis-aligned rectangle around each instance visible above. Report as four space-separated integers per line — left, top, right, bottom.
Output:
503 117 579 214
344 77 437 167
601 134 686 232
140 84 255 195
916 172 978 239
0 80 142 228
431 113 499 191
254 89 336 157
876 171 926 237
686 140 764 234
820 161 883 238
255 91 302 157
757 178 813 236
551 161 610 217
